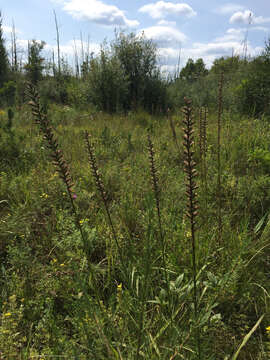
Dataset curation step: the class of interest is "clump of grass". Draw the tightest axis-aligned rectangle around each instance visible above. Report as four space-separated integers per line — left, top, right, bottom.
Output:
3 82 265 358
182 97 201 359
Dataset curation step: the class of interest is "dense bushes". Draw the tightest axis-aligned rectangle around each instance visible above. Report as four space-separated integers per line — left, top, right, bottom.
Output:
235 55 270 117
87 49 129 113
84 32 168 113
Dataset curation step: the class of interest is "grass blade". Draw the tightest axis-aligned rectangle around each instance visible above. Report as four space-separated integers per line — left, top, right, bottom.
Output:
231 314 264 360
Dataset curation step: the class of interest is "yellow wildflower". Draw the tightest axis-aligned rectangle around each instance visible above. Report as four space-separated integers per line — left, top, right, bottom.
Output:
79 218 89 225
117 283 122 291
117 283 122 304
60 263 65 267
4 312 11 317
266 326 270 332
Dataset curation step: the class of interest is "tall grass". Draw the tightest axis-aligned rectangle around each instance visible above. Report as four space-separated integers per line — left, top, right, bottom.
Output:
217 72 224 245
0 82 268 359
182 98 201 359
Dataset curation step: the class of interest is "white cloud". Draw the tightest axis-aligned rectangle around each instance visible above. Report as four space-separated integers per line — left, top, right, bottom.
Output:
2 25 22 35
251 16 270 25
157 37 263 70
214 28 245 43
44 39 100 58
191 41 242 56
160 64 179 76
224 26 269 38
157 19 176 26
215 3 244 15
3 25 12 34
230 10 270 25
52 0 139 27
226 28 245 35
251 26 269 32
139 1 196 19
139 26 187 47
158 47 179 60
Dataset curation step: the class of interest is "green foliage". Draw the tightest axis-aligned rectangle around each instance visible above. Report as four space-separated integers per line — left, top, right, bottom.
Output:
0 81 16 106
113 31 159 110
248 148 270 174
210 55 243 75
87 48 129 112
180 58 208 82
0 12 9 88
2 28 270 360
38 76 69 105
235 56 270 116
0 101 269 359
66 78 88 108
230 40 270 117
82 33 168 113
24 40 46 84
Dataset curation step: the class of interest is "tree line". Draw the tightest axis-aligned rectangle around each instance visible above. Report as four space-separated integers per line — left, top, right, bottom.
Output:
0 11 270 117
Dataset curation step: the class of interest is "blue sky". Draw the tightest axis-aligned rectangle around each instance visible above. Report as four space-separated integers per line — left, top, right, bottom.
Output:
1 1 270 72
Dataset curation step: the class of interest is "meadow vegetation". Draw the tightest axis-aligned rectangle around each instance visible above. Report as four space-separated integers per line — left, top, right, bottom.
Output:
0 11 270 359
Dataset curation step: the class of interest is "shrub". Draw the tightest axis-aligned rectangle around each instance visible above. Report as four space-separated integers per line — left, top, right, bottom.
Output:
0 81 16 107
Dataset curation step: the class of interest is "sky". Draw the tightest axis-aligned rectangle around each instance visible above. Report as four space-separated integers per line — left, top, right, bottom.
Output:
1 0 270 73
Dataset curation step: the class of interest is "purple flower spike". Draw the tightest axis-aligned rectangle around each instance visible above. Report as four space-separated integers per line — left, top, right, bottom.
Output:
72 194 77 199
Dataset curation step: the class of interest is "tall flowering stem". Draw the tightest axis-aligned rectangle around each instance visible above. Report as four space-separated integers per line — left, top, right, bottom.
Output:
217 72 224 244
198 107 203 163
199 106 208 183
168 108 180 153
147 133 169 289
147 133 162 237
182 97 201 359
84 130 122 262
25 82 91 269
26 83 74 201
202 107 208 174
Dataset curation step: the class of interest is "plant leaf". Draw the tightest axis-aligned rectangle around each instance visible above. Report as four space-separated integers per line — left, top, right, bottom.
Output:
231 314 264 360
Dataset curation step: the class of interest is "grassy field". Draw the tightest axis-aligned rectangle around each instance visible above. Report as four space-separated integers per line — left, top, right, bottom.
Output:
0 96 270 359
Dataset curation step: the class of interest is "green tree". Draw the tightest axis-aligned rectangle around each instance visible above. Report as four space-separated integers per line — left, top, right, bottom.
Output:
262 37 270 61
235 38 270 116
0 81 16 106
210 55 244 75
24 40 45 84
180 58 208 82
87 48 129 112
236 57 270 116
0 11 9 88
112 31 158 110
